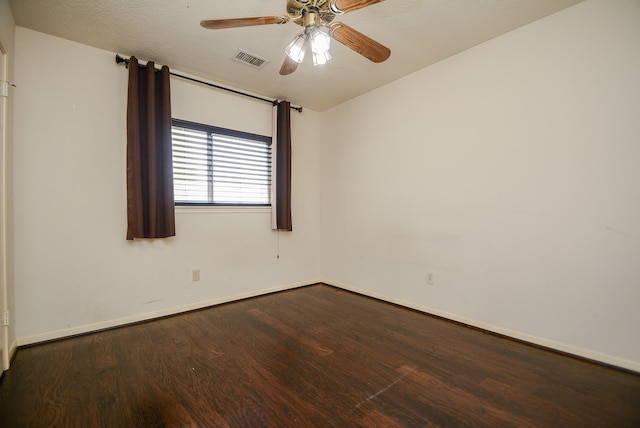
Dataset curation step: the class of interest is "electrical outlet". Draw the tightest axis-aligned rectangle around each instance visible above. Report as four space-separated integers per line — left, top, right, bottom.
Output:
426 272 435 286
192 270 200 282
2 311 9 326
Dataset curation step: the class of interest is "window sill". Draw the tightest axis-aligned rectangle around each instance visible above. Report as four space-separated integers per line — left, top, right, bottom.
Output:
175 205 271 214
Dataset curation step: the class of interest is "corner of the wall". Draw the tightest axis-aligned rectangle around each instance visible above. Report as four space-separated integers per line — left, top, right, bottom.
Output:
16 279 322 347
323 279 640 374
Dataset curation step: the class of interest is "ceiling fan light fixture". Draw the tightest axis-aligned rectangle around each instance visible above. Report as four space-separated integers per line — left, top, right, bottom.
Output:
313 50 332 66
285 33 307 63
309 26 331 54
201 0 391 75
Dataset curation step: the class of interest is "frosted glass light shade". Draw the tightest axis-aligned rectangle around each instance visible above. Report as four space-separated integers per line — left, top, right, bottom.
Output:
285 33 307 63
309 26 331 54
313 51 332 66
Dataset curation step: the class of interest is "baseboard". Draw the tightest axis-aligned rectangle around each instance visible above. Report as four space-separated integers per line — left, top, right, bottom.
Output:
323 280 640 374
8 339 17 365
15 278 640 373
17 280 320 347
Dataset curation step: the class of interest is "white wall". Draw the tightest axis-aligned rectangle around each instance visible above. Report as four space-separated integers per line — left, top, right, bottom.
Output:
321 0 640 370
13 28 321 343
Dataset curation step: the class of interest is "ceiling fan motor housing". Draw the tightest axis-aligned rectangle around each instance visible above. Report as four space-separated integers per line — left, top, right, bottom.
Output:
287 0 338 27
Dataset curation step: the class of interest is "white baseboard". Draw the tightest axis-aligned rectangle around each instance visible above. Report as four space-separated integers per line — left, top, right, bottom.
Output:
324 280 640 374
8 338 17 363
17 280 319 347
15 278 640 374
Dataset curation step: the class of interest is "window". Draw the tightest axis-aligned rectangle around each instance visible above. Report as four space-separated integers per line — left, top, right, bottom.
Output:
171 119 272 205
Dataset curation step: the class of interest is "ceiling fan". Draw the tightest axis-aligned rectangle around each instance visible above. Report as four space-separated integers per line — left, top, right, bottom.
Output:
200 0 391 75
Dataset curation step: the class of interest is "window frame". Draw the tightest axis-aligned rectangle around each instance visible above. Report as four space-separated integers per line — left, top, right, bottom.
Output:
171 118 273 207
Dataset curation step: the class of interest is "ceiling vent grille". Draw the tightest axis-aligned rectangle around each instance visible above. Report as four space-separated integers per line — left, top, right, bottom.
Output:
233 50 269 69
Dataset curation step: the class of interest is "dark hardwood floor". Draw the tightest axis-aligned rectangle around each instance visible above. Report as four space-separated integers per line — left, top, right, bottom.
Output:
0 283 639 427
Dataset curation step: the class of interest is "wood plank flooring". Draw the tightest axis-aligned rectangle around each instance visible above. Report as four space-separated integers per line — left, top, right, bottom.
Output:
0 283 639 427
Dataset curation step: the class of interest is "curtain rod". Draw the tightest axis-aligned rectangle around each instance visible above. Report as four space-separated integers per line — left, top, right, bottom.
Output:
115 54 303 113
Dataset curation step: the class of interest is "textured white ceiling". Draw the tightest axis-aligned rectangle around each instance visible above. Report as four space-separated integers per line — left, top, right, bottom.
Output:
9 0 585 111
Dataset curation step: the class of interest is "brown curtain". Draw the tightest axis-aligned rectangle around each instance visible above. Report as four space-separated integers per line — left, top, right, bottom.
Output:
126 56 175 240
272 101 293 231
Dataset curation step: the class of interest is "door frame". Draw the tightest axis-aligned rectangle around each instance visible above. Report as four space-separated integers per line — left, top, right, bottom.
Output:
0 38 10 371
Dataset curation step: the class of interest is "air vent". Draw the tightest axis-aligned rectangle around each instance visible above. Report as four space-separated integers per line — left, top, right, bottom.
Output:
233 49 269 69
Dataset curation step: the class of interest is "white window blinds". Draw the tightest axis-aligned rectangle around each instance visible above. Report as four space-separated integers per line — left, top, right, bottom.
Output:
172 120 272 205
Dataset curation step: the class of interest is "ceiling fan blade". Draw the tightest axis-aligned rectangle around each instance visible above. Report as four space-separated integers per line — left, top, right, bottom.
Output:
279 56 299 75
200 16 289 30
331 0 384 14
330 23 390 63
